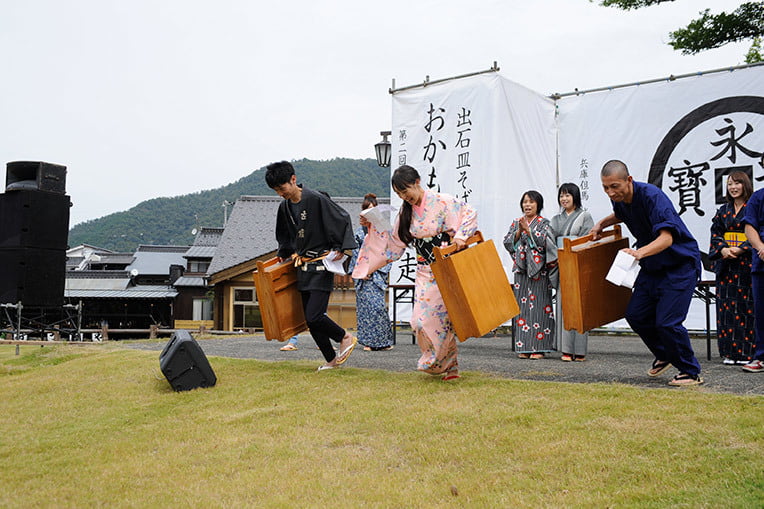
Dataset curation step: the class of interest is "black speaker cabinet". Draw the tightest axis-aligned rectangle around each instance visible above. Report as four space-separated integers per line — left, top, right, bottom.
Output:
0 190 70 250
0 248 66 306
6 161 67 194
159 330 217 391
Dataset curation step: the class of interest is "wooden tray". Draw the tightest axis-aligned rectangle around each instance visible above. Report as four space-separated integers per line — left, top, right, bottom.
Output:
558 225 633 333
253 257 307 341
432 231 520 341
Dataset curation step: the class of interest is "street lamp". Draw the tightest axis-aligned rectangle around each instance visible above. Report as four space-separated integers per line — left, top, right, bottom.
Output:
374 131 392 168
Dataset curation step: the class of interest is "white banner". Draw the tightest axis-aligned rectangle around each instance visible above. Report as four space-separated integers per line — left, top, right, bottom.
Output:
558 65 764 330
389 73 557 323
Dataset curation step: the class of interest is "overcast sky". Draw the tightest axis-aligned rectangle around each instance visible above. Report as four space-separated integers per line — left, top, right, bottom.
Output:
0 0 751 226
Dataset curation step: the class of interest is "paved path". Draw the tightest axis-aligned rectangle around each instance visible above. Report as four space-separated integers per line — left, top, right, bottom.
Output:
127 332 764 395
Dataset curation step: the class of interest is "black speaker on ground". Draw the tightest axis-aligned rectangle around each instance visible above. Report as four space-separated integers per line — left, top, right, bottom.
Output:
0 190 70 249
6 161 67 194
159 330 217 391
0 248 66 306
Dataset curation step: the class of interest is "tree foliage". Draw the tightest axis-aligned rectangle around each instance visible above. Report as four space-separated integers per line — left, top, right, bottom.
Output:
597 1 764 59
68 158 390 252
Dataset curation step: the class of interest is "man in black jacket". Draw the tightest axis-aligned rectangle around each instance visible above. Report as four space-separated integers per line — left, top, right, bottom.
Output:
265 161 358 371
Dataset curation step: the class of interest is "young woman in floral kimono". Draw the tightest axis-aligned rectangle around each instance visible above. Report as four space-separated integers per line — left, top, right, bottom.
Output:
504 190 556 359
351 165 477 380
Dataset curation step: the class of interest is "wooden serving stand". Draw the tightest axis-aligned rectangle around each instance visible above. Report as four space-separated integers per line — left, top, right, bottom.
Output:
558 225 633 333
253 257 307 342
432 231 520 341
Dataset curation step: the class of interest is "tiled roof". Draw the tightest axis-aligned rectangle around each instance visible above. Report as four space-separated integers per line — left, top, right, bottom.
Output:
207 194 390 277
127 245 188 276
194 227 224 247
65 286 178 299
184 246 216 258
173 276 207 287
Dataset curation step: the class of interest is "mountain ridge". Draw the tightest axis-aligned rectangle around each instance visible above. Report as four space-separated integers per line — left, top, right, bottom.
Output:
68 158 391 252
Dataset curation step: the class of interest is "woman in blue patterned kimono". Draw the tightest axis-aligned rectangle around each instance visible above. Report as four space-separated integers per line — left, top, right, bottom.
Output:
709 170 754 364
349 194 394 351
504 190 556 359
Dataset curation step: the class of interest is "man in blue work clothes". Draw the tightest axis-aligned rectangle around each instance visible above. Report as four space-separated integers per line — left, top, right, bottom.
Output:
591 159 704 386
741 186 764 373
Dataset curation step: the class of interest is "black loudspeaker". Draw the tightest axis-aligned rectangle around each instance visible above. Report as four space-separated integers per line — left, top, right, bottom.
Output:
6 161 67 194
159 330 217 391
0 190 70 249
0 248 66 306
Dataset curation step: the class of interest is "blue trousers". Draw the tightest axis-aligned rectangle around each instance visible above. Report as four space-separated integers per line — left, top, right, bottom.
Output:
752 273 764 362
625 265 701 376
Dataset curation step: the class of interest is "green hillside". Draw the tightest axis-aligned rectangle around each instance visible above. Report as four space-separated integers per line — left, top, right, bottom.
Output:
68 158 390 252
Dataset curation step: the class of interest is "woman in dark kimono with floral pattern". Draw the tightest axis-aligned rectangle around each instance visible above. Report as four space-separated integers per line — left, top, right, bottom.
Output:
504 190 556 359
709 170 755 365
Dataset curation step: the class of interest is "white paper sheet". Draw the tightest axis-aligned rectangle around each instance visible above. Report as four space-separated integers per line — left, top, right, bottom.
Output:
361 205 394 232
322 251 349 275
606 250 640 289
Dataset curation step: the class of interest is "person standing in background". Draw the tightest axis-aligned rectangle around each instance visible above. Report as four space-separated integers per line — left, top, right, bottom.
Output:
504 190 556 360
550 183 594 362
708 171 754 365
349 193 394 351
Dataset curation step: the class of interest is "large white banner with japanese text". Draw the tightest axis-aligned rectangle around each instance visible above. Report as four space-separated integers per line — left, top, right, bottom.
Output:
389 73 558 323
557 65 764 331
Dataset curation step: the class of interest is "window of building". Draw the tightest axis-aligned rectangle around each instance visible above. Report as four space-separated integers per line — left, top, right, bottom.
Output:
188 260 210 273
192 298 213 321
232 287 261 329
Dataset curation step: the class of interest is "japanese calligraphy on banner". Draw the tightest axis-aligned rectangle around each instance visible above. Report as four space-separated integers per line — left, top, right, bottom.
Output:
557 65 764 278
557 65 763 330
389 73 557 322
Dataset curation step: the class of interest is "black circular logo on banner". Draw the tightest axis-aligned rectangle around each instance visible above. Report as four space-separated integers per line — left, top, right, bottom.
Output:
648 96 764 189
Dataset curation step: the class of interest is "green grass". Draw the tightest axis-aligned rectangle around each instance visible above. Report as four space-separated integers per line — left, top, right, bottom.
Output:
1 344 762 508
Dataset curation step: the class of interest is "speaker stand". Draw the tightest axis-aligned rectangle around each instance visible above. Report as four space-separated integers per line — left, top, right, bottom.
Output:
1 301 84 341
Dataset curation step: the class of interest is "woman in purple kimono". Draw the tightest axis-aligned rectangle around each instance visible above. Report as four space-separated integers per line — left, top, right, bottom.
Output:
351 165 477 380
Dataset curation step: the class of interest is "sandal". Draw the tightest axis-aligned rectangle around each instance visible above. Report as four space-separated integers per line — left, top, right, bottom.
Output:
561 354 573 362
280 343 298 351
529 353 545 360
574 355 586 362
668 373 704 386
517 353 531 359
442 373 461 381
335 336 357 365
647 359 672 377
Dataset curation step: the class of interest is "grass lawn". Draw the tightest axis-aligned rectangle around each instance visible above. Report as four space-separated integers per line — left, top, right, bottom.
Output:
1 344 762 508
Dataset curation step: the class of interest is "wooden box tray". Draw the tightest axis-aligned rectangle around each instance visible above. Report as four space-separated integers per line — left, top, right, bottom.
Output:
558 225 633 333
253 257 307 342
432 232 520 341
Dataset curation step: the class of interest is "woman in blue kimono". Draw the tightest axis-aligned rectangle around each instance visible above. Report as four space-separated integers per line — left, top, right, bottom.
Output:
709 170 754 365
349 193 394 351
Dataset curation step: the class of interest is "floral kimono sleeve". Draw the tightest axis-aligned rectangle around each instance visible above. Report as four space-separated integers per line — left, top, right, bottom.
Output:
503 220 520 256
443 197 478 242
351 219 407 279
525 219 551 279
